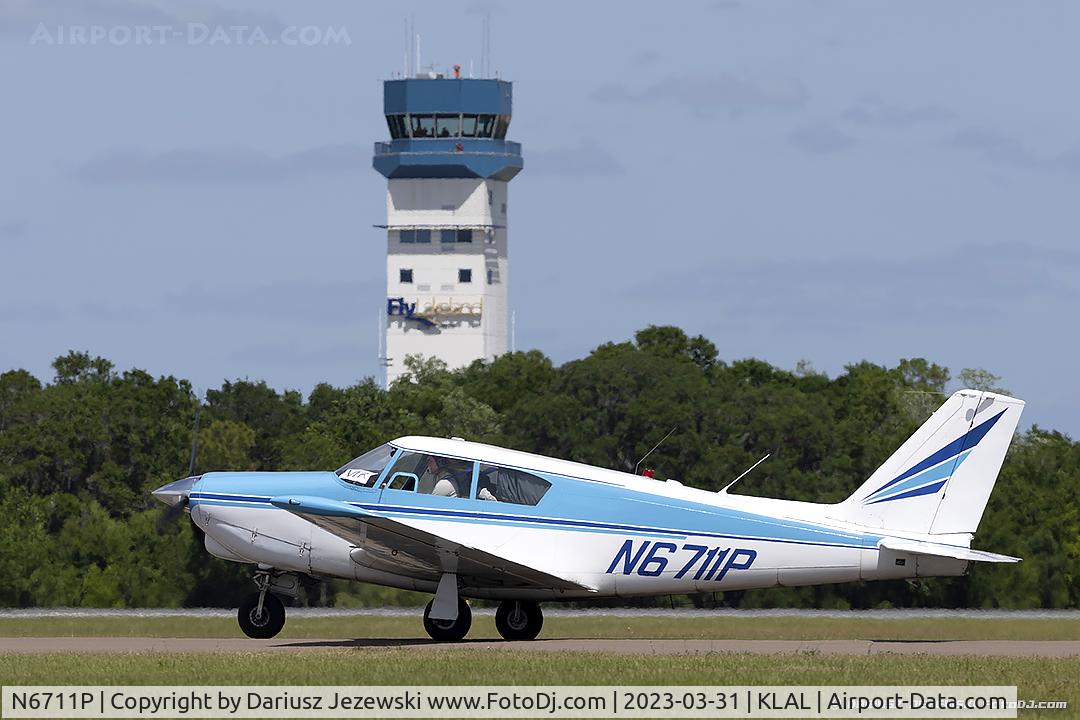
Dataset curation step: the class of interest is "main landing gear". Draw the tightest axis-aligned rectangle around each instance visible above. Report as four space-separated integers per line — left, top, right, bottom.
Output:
495 600 544 641
238 570 298 639
420 599 544 641
422 598 473 641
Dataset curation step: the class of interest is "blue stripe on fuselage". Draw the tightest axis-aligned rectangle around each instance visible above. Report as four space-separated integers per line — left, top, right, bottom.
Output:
189 486 881 550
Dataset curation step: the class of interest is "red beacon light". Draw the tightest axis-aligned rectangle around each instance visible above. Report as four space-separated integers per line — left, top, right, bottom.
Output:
642 469 655 478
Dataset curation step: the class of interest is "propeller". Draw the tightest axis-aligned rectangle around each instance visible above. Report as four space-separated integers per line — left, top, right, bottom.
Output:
153 405 201 531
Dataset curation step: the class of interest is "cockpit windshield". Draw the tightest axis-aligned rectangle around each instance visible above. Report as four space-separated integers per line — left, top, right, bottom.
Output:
336 444 395 486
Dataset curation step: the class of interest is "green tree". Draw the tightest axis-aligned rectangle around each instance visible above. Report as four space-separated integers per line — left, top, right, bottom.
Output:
1 339 1076 610
205 380 304 469
959 367 1009 394
196 419 257 473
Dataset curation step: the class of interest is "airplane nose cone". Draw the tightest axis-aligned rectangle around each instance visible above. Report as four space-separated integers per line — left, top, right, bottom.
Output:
152 476 199 506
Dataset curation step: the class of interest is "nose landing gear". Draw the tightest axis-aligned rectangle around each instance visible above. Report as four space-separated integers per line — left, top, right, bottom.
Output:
237 570 294 639
495 600 543 641
238 591 285 639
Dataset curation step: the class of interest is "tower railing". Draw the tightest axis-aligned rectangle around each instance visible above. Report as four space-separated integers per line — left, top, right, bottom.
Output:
374 139 521 156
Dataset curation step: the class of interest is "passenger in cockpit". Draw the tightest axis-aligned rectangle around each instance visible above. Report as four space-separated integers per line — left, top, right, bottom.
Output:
476 466 498 502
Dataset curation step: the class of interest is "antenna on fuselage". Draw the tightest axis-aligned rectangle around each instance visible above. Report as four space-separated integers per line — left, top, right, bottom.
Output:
634 426 677 477
719 452 771 494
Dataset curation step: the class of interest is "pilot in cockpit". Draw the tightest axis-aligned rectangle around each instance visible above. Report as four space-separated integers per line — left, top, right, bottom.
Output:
428 457 469 498
425 456 499 501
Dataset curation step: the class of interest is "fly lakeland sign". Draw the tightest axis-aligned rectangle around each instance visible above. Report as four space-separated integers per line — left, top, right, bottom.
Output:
387 296 483 329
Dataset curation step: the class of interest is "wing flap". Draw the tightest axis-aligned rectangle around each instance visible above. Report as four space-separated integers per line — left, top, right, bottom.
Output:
880 537 1020 563
271 495 596 592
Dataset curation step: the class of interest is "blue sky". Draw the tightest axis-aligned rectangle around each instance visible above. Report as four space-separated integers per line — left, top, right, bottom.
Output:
1 1 1078 435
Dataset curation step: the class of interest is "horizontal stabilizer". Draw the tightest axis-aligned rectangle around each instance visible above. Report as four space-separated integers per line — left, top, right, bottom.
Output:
879 537 1020 563
270 495 597 592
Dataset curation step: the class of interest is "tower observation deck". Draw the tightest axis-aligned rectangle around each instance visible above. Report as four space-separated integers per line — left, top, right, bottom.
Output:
374 74 523 385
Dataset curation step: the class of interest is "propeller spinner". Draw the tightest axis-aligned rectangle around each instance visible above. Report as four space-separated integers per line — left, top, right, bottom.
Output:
152 475 200 507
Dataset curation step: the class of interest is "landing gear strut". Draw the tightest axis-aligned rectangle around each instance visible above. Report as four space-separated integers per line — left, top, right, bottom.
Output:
495 600 543 641
237 571 287 639
423 598 472 641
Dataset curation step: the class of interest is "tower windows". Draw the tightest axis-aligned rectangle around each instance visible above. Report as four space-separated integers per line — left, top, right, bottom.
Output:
385 114 408 139
435 114 460 138
487 269 494 285
439 229 474 244
459 269 472 283
400 269 413 283
410 114 436 138
400 229 431 243
395 113 512 139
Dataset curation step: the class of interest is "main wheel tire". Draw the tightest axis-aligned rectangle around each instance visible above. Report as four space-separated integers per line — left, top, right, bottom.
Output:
495 600 543 641
423 598 472 642
238 592 286 639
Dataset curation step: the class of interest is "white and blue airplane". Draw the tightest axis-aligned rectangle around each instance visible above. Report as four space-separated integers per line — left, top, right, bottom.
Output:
153 389 1023 641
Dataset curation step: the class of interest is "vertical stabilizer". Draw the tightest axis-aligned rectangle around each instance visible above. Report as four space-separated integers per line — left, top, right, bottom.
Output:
836 390 1024 535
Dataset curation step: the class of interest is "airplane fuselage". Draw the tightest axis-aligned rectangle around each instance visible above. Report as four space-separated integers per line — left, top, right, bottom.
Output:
189 463 967 602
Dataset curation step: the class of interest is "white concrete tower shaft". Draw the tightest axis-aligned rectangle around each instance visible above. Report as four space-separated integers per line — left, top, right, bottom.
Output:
384 179 509 380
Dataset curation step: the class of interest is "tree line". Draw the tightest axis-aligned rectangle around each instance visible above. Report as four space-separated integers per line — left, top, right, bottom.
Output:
0 325 1076 609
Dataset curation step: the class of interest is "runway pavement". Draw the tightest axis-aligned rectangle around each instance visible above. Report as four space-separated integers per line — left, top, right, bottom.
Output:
2 637 1080 656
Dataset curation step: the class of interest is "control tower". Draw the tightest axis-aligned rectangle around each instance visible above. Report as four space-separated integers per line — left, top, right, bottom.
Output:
373 72 523 385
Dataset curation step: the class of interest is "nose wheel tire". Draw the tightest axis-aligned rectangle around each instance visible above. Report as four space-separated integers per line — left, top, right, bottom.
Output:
238 592 286 639
423 598 472 641
495 600 543 641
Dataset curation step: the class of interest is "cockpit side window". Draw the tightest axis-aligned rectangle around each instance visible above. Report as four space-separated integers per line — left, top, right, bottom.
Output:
383 451 474 499
476 464 551 506
336 444 395 486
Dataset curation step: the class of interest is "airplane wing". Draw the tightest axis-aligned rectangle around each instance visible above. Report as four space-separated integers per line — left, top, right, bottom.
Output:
879 537 1020 563
270 495 596 592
